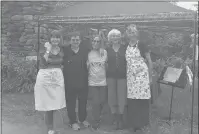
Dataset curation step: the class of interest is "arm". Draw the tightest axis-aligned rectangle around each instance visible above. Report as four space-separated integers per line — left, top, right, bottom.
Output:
145 51 153 82
87 53 90 69
104 50 108 70
47 57 63 64
46 50 63 64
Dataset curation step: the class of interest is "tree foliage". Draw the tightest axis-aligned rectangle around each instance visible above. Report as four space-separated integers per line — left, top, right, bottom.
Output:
2 36 37 93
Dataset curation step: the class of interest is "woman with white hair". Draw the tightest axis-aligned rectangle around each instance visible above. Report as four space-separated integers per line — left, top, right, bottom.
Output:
106 29 127 130
125 24 153 132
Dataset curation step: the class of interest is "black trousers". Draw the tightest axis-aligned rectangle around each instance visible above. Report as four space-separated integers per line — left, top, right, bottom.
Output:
66 87 88 125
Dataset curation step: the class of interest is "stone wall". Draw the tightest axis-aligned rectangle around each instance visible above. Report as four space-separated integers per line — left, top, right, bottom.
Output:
2 1 55 56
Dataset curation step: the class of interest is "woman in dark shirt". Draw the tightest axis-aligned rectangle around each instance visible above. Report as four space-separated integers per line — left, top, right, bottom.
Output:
106 29 127 130
63 32 90 131
34 30 66 134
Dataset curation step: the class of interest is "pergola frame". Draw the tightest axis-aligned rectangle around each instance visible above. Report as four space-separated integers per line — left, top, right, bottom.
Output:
37 11 198 134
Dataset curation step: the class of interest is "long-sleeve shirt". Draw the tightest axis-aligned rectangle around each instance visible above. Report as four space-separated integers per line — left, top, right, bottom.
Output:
63 43 89 89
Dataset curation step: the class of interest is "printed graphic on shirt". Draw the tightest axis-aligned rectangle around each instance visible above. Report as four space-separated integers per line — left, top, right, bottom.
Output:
88 50 107 86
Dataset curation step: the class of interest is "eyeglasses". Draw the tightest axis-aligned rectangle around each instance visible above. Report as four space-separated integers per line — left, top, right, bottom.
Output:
71 39 80 42
92 40 100 43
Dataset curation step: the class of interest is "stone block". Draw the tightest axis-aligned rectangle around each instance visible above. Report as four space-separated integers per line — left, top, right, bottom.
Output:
41 24 48 28
22 7 44 15
34 26 47 34
17 2 30 6
29 21 38 26
23 15 33 21
19 36 27 43
25 24 33 29
19 27 25 32
2 24 7 29
9 41 21 46
40 34 49 39
11 15 23 21
26 39 37 46
7 24 19 32
24 28 35 34
24 34 35 39
9 32 21 39
7 32 12 36
2 18 10 24
15 22 24 28
32 5 43 11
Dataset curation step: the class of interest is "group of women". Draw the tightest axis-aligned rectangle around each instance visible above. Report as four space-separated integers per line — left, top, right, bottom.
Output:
34 24 153 134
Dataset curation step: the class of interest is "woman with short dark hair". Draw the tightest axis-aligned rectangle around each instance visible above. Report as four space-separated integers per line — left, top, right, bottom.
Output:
63 32 90 131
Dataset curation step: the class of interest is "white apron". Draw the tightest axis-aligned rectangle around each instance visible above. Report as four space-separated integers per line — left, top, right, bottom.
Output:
34 68 66 111
126 45 151 99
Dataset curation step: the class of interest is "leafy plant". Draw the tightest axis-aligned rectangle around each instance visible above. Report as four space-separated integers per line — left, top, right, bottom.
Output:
2 52 37 93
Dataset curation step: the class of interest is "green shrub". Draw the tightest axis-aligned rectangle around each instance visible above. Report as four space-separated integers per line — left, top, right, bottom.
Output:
2 52 37 93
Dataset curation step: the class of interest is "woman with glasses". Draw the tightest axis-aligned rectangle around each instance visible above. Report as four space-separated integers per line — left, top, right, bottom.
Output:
34 30 66 134
106 29 127 130
87 35 108 130
125 24 153 133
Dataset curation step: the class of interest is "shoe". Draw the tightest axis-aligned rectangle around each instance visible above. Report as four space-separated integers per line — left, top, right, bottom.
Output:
48 130 55 134
118 114 124 130
113 114 119 130
91 123 99 131
111 113 117 125
70 123 80 131
81 121 90 128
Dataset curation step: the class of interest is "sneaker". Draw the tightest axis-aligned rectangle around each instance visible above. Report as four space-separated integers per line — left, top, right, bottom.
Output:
91 122 100 131
81 121 90 128
70 123 80 131
48 130 55 134
91 125 99 131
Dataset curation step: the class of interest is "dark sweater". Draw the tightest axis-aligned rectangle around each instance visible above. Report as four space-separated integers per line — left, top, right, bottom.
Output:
63 43 89 89
106 45 127 79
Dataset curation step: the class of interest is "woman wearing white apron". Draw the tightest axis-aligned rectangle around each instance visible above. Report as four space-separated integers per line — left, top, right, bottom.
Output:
125 24 153 133
34 30 66 134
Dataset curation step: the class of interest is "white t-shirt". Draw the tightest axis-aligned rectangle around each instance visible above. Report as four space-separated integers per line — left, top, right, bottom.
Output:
87 49 107 86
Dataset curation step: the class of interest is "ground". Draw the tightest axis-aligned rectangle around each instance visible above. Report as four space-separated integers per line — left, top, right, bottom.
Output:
1 83 198 134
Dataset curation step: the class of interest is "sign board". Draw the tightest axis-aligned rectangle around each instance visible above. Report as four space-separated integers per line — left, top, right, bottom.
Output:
158 66 187 89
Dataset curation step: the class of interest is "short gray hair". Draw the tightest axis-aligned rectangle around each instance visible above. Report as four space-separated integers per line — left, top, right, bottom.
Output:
107 29 121 41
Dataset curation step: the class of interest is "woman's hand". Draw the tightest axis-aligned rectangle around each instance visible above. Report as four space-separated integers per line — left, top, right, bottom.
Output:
149 75 153 84
43 52 49 61
43 42 52 61
44 42 52 52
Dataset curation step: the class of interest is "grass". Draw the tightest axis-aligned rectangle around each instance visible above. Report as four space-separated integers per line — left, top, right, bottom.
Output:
2 82 198 134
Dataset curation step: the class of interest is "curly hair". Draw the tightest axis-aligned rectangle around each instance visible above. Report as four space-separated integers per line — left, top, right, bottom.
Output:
107 29 121 42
